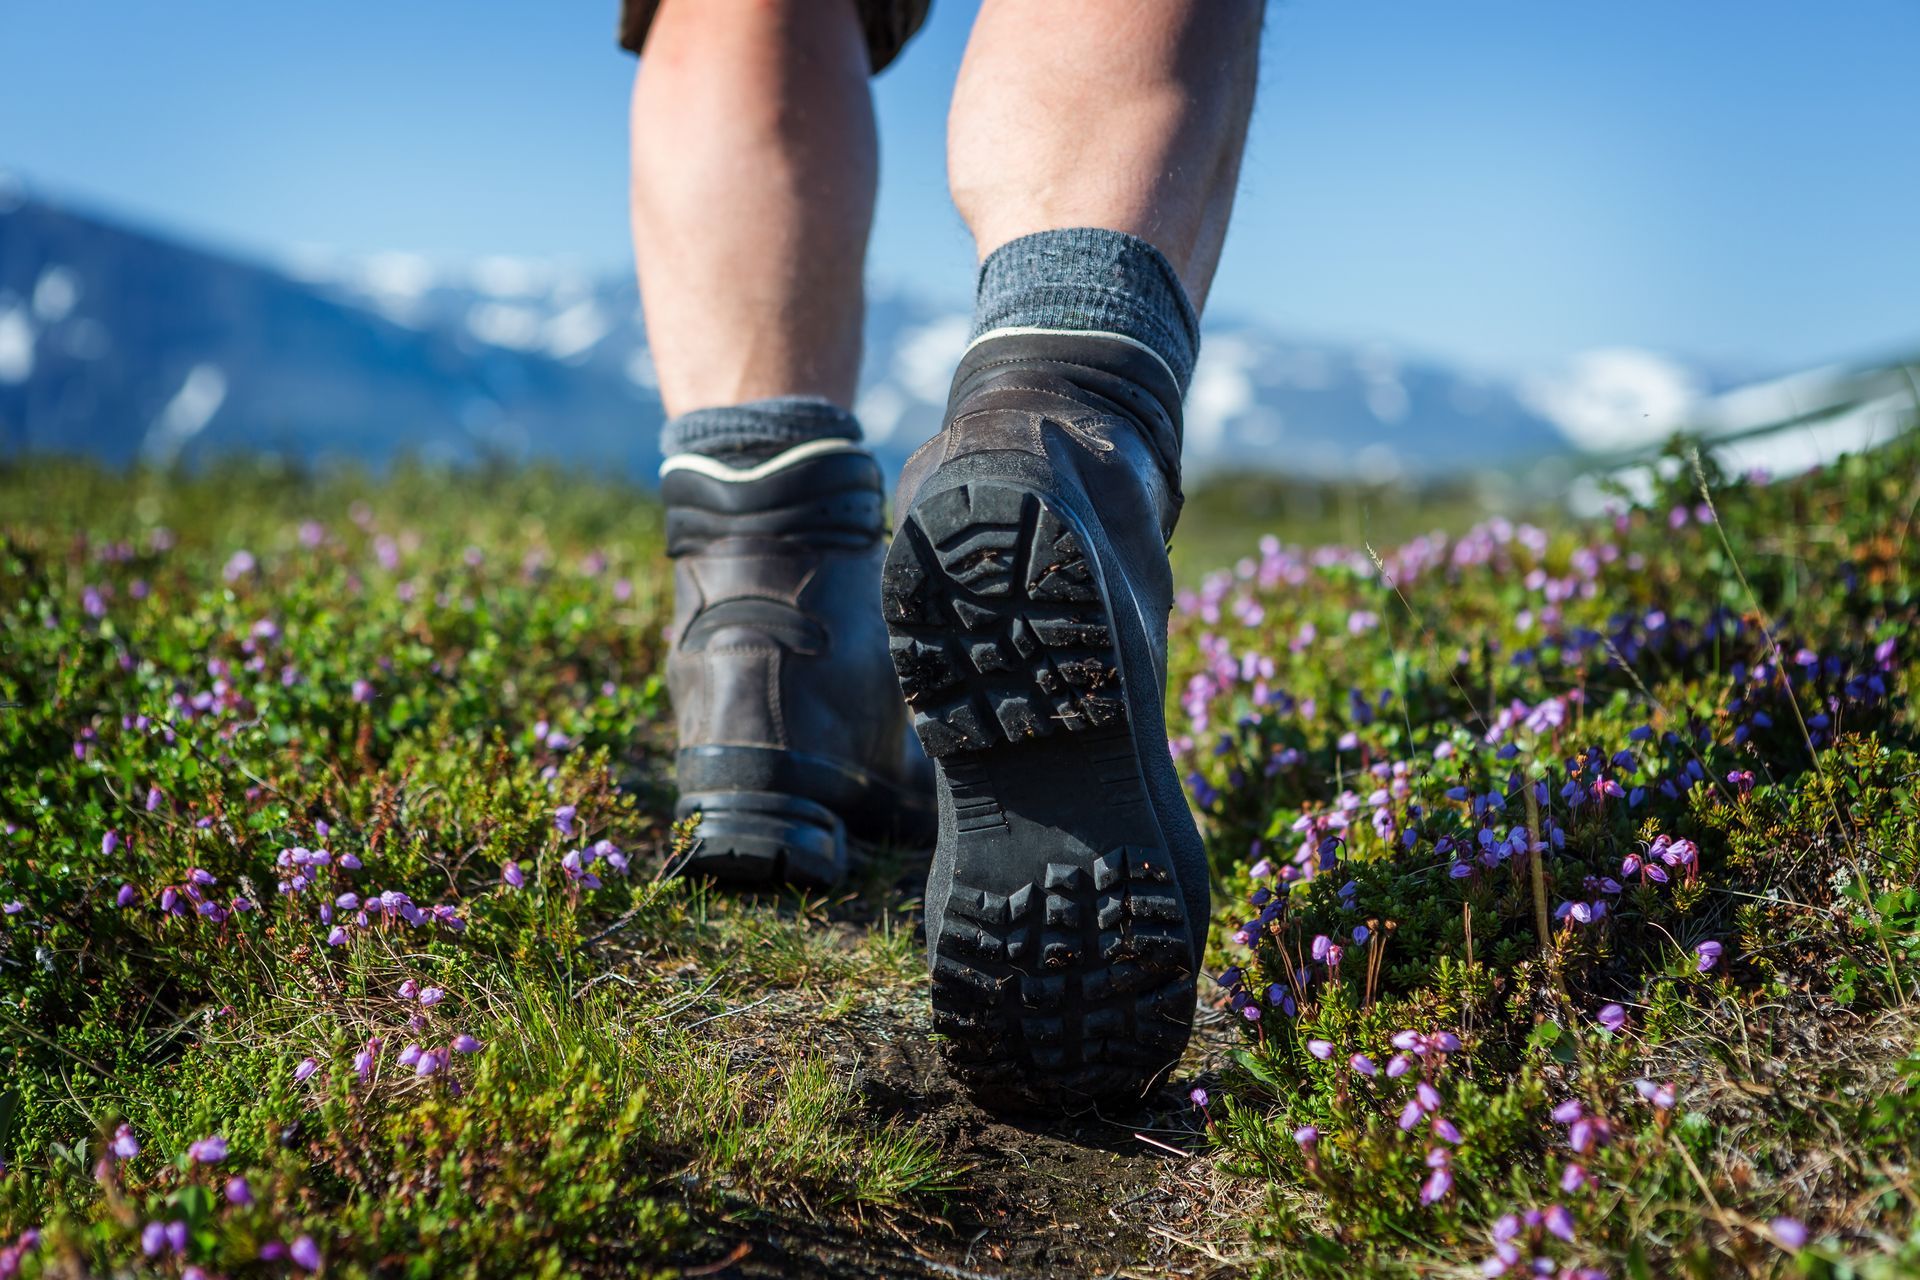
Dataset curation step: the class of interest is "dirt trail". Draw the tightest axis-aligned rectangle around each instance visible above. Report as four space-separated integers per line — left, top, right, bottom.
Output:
696 993 1248 1279
645 856 1253 1279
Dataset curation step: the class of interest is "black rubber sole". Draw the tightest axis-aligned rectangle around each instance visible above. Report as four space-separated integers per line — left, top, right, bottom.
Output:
674 790 847 888
882 477 1195 1110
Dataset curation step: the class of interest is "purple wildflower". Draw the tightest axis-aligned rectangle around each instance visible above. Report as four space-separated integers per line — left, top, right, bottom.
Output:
1634 1078 1677 1110
111 1124 140 1159
554 804 577 836
501 860 525 888
1597 1003 1628 1033
187 1135 228 1164
1771 1217 1808 1249
103 830 121 855
1306 1039 1334 1061
225 1176 253 1206
290 1235 323 1270
453 1034 483 1054
293 1057 320 1083
418 986 446 1007
1695 940 1723 972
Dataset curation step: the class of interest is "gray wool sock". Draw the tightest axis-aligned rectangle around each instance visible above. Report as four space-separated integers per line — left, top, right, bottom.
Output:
661 395 862 463
969 227 1201 394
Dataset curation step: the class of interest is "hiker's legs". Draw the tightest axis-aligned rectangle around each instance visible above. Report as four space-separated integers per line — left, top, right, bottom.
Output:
948 0 1261 313
631 0 935 888
885 0 1261 1108
628 0 875 420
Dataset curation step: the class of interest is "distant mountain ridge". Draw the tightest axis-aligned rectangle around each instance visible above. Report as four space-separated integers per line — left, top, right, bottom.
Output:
4 184 1749 481
0 189 665 474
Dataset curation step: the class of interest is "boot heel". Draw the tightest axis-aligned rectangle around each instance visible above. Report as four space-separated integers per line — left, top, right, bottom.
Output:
674 791 847 888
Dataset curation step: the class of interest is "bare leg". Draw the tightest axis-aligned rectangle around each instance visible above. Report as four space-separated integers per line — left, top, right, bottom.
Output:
947 0 1262 311
628 0 876 418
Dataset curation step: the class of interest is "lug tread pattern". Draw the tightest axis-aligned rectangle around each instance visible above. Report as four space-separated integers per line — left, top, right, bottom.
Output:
927 844 1195 1108
882 485 1128 756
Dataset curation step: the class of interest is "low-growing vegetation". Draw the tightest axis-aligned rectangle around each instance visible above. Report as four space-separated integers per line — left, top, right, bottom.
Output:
3 420 1916 1278
0 464 945 1277
1179 434 1920 1277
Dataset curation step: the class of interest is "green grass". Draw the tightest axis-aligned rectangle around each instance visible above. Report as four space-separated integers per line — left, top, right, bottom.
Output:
0 460 941 1277
1175 435 1920 1277
3 426 1918 1278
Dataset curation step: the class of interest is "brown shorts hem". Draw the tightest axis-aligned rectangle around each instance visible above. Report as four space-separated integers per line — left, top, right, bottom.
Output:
618 0 930 74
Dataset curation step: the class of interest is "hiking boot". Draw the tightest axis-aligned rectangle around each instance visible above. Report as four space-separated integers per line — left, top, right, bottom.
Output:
664 439 936 887
881 330 1206 1110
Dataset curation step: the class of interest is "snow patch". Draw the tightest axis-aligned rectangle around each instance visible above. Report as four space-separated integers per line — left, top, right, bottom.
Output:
466 302 545 351
470 256 547 299
0 304 34 383
361 252 435 301
32 266 79 322
1186 334 1258 457
1523 348 1702 451
855 382 910 443
142 365 228 465
892 316 970 403
544 300 611 362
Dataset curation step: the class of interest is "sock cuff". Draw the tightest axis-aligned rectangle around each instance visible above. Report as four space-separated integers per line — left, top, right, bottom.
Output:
970 228 1201 394
661 396 862 460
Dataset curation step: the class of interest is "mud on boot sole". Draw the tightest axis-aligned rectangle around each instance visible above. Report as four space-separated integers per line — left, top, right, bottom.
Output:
882 478 1195 1110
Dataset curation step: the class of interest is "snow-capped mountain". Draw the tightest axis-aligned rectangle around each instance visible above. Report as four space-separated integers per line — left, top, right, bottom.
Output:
292 244 1582 481
7 181 1772 483
0 190 666 475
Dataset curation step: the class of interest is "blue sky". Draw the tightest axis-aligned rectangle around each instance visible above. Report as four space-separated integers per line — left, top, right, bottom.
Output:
3 0 1915 376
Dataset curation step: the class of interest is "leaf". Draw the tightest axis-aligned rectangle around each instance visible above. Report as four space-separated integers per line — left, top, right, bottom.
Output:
1232 1048 1288 1091
170 1182 215 1224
